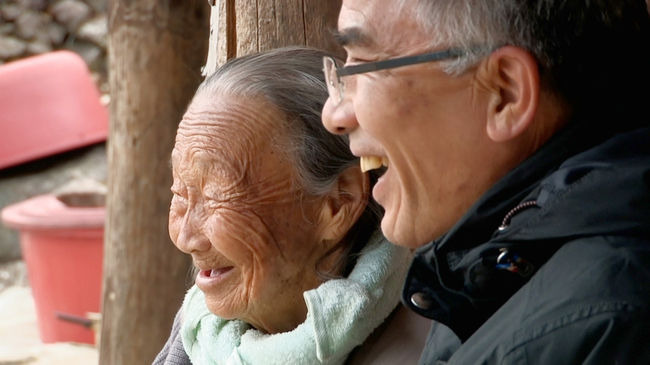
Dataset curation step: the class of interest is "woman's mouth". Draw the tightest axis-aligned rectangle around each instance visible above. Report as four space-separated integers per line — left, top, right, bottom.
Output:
201 267 233 278
199 267 234 278
195 266 234 290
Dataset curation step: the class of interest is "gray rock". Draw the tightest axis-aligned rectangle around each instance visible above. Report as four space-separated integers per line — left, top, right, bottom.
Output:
0 22 15 36
0 260 28 290
0 35 27 59
15 10 52 39
65 39 102 67
84 0 106 13
17 0 48 12
77 15 106 48
26 39 52 55
49 0 91 32
44 21 67 45
0 3 22 21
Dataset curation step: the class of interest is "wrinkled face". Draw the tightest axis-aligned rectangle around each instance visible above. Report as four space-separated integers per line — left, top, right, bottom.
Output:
322 0 494 248
170 93 330 332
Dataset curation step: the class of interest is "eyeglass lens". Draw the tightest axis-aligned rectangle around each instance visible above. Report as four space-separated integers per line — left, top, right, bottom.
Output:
323 57 342 103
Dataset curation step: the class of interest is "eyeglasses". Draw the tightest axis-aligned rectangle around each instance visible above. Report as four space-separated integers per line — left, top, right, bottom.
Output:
323 48 465 104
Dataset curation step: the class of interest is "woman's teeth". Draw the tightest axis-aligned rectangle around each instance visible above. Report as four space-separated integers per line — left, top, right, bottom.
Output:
360 156 389 172
203 268 230 278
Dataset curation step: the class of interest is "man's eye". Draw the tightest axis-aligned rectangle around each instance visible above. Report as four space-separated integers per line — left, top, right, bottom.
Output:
346 56 376 65
346 58 367 65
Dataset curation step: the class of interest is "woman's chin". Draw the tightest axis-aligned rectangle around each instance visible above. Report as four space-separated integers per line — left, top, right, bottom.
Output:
195 267 242 316
204 296 240 319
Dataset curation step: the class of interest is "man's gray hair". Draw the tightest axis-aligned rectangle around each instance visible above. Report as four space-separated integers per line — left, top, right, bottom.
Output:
407 0 650 125
197 47 382 275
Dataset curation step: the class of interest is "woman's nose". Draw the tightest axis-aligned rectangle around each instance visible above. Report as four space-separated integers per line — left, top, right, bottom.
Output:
322 96 358 135
173 208 211 254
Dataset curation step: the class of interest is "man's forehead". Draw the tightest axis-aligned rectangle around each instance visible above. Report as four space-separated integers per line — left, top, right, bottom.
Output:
337 1 381 48
332 27 375 49
337 0 421 52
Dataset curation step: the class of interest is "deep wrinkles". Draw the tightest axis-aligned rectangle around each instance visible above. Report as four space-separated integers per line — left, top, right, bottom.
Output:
170 95 326 330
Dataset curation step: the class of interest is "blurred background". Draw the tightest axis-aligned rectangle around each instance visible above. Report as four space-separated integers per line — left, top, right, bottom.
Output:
1 0 343 363
1 0 108 363
0 0 108 261
1 1 648 364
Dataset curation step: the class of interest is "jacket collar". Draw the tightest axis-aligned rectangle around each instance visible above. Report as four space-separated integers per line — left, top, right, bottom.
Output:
401 121 642 341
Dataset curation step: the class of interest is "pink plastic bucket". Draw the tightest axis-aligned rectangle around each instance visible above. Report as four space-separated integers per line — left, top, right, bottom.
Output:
1 193 104 344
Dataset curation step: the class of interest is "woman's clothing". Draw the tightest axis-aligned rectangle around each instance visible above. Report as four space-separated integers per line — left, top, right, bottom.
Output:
154 231 414 364
155 309 190 365
344 305 430 365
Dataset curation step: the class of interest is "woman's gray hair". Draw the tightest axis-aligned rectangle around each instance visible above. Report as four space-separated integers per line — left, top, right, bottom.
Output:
197 46 382 276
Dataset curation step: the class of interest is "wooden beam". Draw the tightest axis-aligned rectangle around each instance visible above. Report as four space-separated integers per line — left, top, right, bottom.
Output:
100 1 209 364
304 0 345 58
258 0 306 50
206 0 342 71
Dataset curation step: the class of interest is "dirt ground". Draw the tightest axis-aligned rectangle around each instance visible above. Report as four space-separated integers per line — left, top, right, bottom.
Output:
0 261 98 364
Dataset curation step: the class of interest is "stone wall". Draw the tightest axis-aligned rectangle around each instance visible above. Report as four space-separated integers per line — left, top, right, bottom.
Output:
0 0 107 90
0 0 108 261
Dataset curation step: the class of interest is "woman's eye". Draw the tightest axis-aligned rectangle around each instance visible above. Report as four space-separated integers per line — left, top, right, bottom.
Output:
205 198 222 211
171 193 188 211
170 184 186 197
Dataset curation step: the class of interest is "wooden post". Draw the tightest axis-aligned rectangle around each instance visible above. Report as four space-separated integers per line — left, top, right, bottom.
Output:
205 0 343 71
101 1 209 364
102 0 341 364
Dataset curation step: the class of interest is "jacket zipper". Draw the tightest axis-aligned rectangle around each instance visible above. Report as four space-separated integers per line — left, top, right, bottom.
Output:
497 200 539 231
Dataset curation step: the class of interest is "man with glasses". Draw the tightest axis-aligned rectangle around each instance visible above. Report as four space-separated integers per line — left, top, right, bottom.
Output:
322 0 650 363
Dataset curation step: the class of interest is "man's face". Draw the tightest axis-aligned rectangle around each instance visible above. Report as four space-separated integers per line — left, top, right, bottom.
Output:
322 0 495 248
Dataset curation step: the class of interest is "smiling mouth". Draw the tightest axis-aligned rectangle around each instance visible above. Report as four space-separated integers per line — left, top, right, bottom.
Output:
360 156 389 173
200 267 234 278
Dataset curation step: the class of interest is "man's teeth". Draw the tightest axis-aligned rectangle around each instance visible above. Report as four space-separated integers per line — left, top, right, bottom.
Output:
360 156 389 172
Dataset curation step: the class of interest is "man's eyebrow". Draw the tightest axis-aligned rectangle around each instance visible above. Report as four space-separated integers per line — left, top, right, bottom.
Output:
332 27 374 48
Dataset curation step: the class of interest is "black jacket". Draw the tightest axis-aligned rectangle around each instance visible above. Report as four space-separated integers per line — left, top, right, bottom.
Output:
404 124 650 364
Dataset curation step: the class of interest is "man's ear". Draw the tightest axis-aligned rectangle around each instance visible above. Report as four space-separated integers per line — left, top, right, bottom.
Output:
318 166 369 246
481 46 539 142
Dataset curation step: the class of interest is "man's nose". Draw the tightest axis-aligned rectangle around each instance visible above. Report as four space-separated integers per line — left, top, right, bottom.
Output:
322 95 358 135
174 208 211 254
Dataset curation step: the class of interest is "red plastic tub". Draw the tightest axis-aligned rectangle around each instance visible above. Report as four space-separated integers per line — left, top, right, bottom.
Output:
1 193 104 344
0 51 108 170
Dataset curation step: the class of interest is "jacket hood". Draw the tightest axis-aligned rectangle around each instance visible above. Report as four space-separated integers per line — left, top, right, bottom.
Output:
402 124 650 341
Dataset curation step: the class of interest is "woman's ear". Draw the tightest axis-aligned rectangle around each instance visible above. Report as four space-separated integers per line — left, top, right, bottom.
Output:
480 46 540 142
318 166 369 246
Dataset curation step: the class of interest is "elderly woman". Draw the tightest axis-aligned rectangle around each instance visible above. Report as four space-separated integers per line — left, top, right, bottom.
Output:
153 47 428 365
